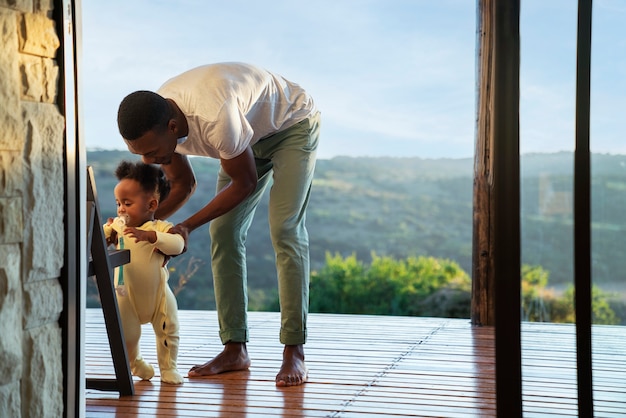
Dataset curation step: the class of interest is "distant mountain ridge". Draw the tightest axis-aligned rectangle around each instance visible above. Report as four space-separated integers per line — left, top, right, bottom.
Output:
87 150 626 309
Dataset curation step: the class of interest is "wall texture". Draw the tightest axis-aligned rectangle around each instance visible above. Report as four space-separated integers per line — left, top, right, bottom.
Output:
0 0 65 416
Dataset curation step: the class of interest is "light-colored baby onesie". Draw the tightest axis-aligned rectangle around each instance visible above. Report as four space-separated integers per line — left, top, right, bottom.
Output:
104 218 185 384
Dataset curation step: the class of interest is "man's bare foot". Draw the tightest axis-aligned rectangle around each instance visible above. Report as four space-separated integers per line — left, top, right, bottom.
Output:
188 342 251 377
276 344 308 387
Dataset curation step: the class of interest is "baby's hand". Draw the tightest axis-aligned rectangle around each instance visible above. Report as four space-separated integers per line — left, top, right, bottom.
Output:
125 227 157 244
104 218 118 246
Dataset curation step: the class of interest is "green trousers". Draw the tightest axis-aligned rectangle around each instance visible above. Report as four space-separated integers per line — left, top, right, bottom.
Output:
209 112 321 345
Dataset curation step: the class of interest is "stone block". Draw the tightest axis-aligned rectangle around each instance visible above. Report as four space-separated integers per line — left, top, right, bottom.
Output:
0 381 21 418
19 55 59 103
21 102 64 281
0 1 33 13
0 197 23 244
0 244 23 386
18 12 60 58
0 151 24 196
42 57 58 103
0 0 33 12
33 0 54 16
22 324 62 418
19 54 44 101
23 279 63 329
0 9 23 150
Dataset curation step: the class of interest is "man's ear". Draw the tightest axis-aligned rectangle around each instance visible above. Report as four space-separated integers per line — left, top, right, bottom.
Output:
168 118 178 135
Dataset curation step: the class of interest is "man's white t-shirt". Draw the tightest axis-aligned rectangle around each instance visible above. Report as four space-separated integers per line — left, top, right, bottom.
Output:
156 62 316 160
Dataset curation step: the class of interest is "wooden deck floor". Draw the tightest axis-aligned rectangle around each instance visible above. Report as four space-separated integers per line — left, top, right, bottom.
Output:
84 309 626 417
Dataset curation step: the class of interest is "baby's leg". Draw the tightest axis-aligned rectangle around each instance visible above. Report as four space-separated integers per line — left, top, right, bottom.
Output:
118 295 154 380
152 286 183 384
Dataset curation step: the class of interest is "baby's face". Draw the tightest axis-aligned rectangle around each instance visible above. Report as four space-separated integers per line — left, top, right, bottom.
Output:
114 179 157 227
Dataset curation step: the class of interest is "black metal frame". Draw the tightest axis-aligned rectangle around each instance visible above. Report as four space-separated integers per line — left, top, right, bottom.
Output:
86 167 134 395
492 2 522 416
491 1 595 416
57 0 83 416
59 0 134 413
574 0 594 415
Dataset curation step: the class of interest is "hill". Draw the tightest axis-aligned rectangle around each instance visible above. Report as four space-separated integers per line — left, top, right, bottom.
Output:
87 150 626 310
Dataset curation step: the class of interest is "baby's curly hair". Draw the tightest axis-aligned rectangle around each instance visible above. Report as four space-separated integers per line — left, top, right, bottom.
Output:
115 160 170 202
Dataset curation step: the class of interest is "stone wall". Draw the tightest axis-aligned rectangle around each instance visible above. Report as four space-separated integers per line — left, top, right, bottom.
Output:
0 0 65 417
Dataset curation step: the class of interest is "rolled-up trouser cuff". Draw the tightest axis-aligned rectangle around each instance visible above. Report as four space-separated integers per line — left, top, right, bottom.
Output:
280 329 307 346
220 328 249 345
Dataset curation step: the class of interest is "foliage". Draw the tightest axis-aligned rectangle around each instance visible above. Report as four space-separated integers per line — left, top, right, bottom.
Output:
309 252 471 318
521 265 619 325
307 258 620 324
551 285 619 325
521 264 552 322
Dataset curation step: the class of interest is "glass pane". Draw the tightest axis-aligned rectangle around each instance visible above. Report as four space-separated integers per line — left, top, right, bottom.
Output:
590 2 626 327
520 1 626 328
82 1 477 317
520 2 577 323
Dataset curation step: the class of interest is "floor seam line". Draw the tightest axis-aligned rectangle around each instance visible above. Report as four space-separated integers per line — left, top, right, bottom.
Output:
328 320 450 417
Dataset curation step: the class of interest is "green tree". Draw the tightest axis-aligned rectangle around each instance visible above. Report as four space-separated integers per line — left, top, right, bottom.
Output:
551 285 619 325
309 252 471 317
521 264 552 322
521 264 619 325
309 252 365 313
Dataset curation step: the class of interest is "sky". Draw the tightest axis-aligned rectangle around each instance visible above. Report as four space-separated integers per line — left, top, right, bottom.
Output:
80 0 626 159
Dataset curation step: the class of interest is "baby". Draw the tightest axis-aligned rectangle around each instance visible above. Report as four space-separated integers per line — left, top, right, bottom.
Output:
103 160 185 384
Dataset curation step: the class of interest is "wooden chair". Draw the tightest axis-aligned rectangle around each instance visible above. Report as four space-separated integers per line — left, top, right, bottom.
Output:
86 166 134 395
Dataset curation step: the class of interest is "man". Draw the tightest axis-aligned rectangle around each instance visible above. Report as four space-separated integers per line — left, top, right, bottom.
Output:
117 62 320 387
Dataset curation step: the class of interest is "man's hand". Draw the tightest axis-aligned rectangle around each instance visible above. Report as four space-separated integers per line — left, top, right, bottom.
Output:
124 227 157 244
155 224 189 267
168 223 190 254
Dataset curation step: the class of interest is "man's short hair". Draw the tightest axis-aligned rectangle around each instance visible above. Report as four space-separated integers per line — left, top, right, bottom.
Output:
117 90 172 140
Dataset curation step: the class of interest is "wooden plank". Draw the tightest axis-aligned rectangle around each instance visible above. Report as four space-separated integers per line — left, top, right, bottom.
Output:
472 0 496 328
84 310 626 417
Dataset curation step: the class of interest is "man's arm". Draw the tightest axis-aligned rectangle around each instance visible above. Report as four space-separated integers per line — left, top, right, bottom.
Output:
156 152 197 220
178 146 257 234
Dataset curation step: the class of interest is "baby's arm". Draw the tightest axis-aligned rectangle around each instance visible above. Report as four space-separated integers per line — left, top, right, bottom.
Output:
127 220 184 256
153 231 185 256
125 227 157 244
